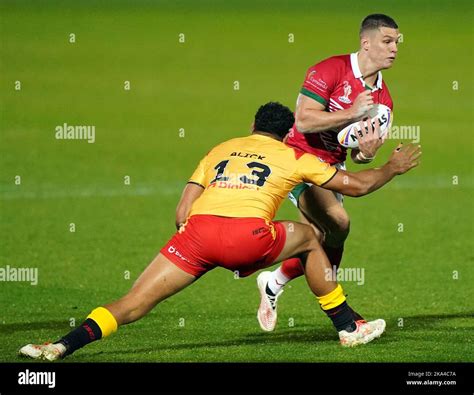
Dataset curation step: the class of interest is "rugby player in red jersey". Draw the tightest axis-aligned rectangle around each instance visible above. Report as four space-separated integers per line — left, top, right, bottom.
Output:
18 102 419 360
257 14 402 331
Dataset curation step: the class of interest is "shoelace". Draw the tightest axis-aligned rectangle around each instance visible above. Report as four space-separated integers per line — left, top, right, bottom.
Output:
265 292 279 310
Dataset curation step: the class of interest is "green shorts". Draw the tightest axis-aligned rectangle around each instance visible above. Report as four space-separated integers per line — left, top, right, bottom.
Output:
288 162 345 208
288 183 311 208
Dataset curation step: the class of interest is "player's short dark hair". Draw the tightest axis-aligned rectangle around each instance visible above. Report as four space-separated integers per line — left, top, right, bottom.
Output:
360 14 398 36
254 102 294 139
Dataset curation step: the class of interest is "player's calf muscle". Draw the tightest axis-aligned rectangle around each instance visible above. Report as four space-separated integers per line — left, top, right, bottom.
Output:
108 254 195 325
105 294 153 325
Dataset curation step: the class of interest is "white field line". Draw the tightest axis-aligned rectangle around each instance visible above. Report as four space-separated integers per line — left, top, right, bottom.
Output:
0 184 182 200
0 176 471 200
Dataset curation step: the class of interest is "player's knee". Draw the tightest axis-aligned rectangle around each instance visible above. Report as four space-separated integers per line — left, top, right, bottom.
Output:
302 224 321 251
308 222 324 244
327 209 350 237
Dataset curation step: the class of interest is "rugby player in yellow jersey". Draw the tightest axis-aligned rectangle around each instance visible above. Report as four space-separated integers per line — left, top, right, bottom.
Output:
19 102 420 360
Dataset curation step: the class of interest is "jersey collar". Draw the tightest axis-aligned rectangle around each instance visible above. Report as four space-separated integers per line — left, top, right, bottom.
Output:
350 52 383 91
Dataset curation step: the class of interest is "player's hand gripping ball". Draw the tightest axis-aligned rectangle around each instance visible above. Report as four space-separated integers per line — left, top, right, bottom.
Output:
337 104 392 149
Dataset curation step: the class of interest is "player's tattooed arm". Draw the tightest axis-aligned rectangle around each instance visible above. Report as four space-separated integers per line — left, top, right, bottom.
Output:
323 143 421 197
175 182 205 229
296 91 373 134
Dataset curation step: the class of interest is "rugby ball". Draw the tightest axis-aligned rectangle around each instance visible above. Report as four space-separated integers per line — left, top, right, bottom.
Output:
337 104 392 149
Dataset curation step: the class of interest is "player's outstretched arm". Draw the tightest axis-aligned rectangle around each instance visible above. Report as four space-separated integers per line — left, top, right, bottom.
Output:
175 182 204 229
296 91 373 133
323 143 421 197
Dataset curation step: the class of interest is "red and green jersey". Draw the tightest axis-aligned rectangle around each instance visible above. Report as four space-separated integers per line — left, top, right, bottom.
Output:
286 53 394 165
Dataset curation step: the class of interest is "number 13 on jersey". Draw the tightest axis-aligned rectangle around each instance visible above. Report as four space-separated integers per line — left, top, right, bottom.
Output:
210 160 272 187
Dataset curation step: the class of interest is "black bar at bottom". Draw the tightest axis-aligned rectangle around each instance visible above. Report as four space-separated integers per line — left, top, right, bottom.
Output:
0 362 472 394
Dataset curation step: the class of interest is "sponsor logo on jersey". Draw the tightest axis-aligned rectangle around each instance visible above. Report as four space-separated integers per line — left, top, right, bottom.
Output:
338 81 352 104
252 227 266 235
307 70 328 91
168 245 190 263
209 181 256 190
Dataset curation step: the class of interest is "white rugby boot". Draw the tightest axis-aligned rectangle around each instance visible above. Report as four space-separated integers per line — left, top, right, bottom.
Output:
19 342 66 361
338 319 386 347
257 271 283 332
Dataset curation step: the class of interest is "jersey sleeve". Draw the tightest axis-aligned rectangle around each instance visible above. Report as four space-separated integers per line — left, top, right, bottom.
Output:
300 57 342 108
294 153 338 186
188 156 208 188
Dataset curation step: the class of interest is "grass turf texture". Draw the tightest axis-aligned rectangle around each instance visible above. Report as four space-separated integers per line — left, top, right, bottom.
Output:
0 0 473 362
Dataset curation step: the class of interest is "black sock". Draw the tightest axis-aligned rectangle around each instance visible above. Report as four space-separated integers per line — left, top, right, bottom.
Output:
55 318 102 356
349 306 364 321
324 301 357 332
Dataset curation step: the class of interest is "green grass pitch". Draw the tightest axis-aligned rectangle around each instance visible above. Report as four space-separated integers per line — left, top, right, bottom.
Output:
0 0 473 362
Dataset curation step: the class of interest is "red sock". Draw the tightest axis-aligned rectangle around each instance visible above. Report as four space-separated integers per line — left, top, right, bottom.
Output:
323 245 344 270
280 258 304 279
280 246 344 281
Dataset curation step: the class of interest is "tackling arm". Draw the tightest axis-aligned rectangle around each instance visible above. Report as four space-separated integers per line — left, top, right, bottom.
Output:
175 182 204 229
322 143 421 197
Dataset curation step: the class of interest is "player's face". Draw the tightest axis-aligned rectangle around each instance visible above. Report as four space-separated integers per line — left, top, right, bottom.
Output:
367 27 400 70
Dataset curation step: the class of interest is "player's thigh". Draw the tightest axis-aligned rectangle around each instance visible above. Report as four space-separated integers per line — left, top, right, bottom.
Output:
299 185 350 233
273 220 319 262
106 253 196 323
128 253 196 303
